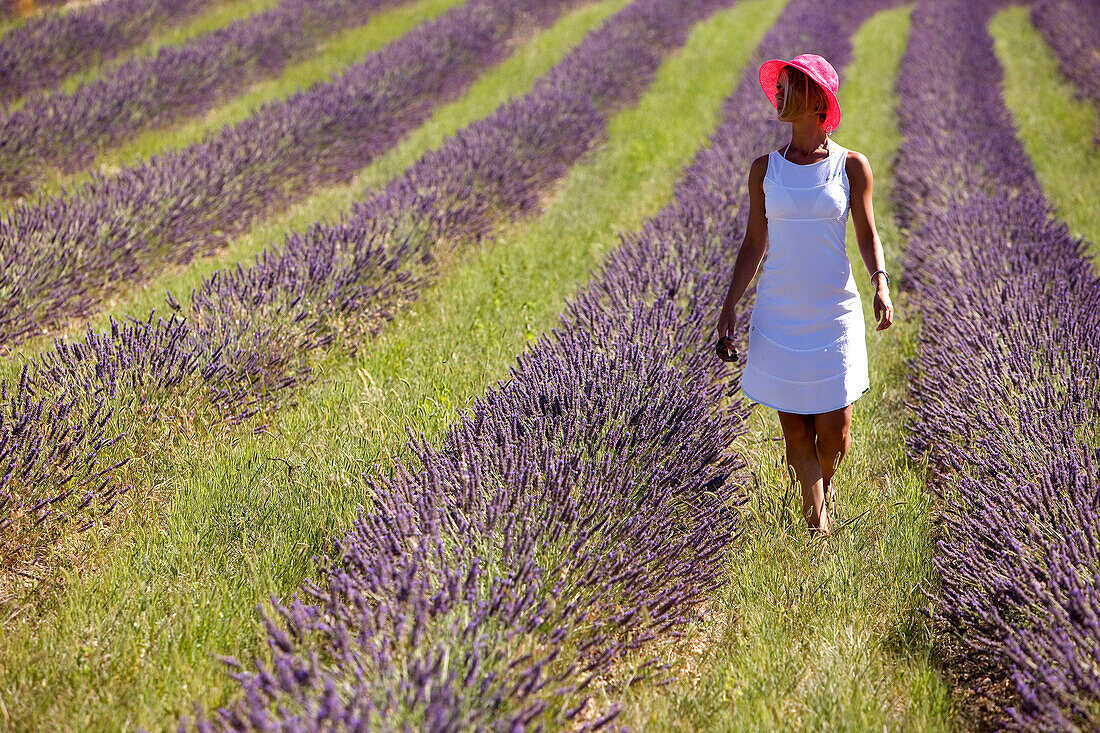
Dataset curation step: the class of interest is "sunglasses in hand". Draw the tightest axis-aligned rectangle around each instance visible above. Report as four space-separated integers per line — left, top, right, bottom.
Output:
715 335 738 363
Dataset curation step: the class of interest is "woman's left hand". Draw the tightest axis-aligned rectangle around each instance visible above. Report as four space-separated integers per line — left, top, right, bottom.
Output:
873 286 894 331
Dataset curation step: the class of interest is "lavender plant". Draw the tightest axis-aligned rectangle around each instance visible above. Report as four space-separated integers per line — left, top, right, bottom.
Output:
894 0 1100 728
0 0 729 580
0 0 407 197
0 0 588 350
206 311 749 730
0 0 213 102
196 0 890 727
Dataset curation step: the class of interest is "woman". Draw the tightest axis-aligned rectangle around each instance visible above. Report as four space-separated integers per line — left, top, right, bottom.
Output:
716 54 894 537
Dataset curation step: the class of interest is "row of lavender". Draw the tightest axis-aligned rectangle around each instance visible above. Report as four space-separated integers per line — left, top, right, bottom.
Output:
0 0 213 102
0 0 726 577
1031 0 1100 142
0 0 589 350
894 0 1100 729
196 0 890 727
0 0 407 198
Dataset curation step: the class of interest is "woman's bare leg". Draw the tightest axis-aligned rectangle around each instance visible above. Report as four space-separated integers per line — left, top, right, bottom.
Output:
814 405 853 504
777 410 828 532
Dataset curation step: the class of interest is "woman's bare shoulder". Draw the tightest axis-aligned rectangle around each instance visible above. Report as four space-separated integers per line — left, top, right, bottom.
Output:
748 153 770 180
843 147 869 160
843 148 871 169
844 149 872 186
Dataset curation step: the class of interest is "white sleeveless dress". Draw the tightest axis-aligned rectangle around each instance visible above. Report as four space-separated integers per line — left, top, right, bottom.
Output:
741 143 869 414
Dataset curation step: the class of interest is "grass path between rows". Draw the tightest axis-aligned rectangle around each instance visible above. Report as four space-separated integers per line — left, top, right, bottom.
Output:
617 6 960 730
41 0 466 198
2 0 285 111
0 1 784 729
0 0 620 373
990 4 1100 266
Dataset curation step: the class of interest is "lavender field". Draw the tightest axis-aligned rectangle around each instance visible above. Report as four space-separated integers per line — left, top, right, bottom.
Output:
0 0 1096 730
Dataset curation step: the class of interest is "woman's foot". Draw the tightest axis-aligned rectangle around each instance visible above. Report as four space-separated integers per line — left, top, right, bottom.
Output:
807 505 831 539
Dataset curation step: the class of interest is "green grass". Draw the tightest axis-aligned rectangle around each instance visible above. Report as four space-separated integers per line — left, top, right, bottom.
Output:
615 6 960 731
0 0 621 371
990 5 1100 265
0 1 784 729
45 0 467 197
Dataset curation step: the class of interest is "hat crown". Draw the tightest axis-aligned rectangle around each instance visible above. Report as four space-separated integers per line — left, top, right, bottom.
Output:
787 54 839 94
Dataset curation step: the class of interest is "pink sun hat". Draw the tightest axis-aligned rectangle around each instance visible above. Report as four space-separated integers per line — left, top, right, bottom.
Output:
758 53 842 132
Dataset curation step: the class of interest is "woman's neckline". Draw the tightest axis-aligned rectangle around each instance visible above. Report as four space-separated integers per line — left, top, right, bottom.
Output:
774 146 835 167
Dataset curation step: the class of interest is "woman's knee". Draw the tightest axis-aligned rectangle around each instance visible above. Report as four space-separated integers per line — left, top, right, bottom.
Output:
816 423 850 453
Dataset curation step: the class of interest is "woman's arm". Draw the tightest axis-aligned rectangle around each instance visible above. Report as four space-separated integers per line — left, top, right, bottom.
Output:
846 150 894 331
716 154 769 339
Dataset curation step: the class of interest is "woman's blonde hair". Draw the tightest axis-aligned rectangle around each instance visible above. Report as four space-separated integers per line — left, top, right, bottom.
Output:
777 66 829 125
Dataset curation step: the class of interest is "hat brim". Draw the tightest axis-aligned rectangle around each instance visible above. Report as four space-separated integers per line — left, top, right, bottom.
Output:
758 58 842 132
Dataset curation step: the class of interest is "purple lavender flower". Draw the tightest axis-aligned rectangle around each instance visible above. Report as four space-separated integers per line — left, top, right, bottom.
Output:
895 0 1100 727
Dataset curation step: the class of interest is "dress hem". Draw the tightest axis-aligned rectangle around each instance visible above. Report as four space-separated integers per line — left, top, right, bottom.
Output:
741 384 870 415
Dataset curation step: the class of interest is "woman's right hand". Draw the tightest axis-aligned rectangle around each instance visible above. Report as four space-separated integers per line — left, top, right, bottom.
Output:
716 305 737 340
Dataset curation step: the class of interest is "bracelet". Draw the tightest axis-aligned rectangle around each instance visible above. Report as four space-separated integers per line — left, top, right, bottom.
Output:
870 269 890 286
